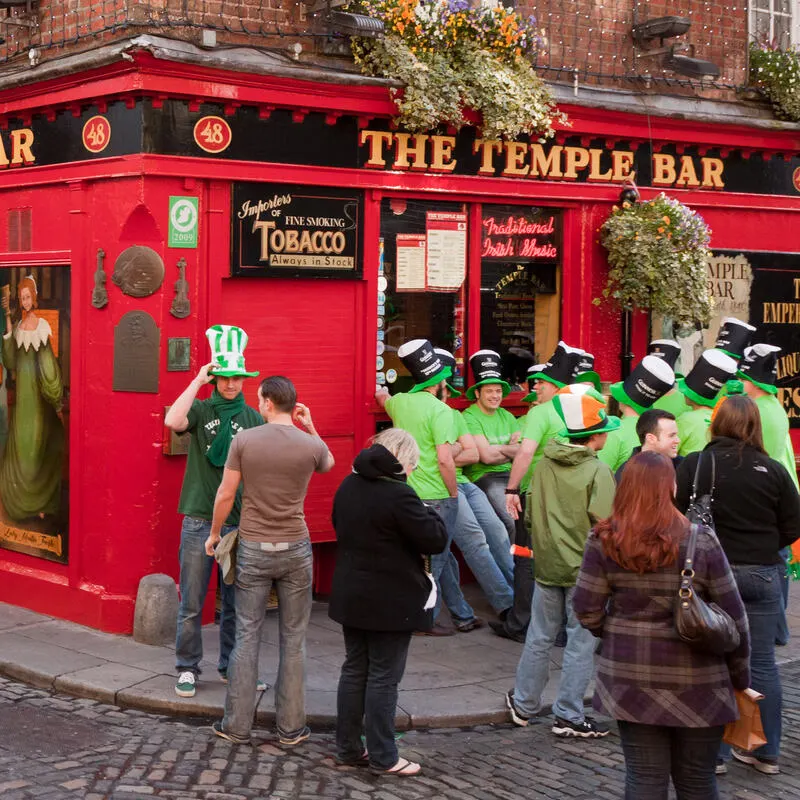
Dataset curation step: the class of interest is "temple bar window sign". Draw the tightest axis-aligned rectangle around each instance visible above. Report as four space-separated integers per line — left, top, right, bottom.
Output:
632 14 720 79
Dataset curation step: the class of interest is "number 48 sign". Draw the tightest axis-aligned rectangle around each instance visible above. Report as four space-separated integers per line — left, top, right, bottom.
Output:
193 115 232 155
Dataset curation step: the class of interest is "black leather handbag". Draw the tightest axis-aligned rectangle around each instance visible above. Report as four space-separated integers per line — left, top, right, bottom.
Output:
675 522 740 655
684 451 716 529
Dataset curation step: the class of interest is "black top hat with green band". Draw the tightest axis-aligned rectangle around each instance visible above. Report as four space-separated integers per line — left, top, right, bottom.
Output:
610 355 675 415
677 349 738 407
398 339 452 393
715 317 756 360
522 363 546 403
526 341 583 389
737 343 781 395
647 339 683 377
572 351 602 393
434 348 462 398
466 349 511 400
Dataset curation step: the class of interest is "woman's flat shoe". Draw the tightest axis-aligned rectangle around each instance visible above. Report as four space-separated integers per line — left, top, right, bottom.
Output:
371 757 421 776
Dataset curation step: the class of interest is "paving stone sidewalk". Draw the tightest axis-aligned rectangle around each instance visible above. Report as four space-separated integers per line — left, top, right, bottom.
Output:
2 580 800 731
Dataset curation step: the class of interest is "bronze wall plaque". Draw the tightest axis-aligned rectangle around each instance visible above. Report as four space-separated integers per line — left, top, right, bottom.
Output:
169 256 191 319
163 407 191 456
113 310 160 393
112 246 165 298
167 337 191 372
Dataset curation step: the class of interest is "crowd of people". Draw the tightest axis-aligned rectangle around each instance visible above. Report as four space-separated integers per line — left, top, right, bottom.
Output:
163 317 799 792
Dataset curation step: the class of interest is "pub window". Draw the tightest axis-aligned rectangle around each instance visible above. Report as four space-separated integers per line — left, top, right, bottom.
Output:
379 198 469 395
750 0 795 49
479 204 561 389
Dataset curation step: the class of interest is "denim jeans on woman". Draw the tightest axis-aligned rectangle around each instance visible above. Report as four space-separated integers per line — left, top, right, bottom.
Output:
222 538 313 741
336 627 411 769
618 721 725 800
175 516 237 676
720 562 783 762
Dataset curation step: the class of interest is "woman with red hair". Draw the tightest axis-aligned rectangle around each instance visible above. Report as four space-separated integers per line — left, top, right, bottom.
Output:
0 275 64 521
573 451 750 799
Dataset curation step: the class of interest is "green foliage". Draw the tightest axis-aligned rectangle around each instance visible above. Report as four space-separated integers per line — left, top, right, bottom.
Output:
349 0 563 139
749 43 800 122
598 193 713 327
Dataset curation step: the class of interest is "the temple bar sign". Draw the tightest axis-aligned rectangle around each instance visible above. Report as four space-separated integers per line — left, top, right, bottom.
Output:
360 130 725 189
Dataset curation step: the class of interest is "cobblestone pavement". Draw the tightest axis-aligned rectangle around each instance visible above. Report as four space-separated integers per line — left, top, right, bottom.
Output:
1 665 799 800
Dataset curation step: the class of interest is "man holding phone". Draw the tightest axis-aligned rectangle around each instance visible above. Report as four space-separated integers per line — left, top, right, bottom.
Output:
165 324 263 700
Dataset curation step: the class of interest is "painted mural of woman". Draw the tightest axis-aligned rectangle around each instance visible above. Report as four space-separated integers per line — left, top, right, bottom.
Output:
0 276 65 522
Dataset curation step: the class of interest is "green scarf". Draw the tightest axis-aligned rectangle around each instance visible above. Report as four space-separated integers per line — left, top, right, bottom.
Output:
206 388 246 467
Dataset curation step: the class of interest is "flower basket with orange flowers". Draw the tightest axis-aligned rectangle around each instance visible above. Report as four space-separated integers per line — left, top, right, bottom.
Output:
597 193 713 327
348 0 563 140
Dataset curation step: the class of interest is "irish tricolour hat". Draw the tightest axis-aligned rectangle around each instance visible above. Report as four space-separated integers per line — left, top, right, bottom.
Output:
434 348 462 398
398 339 452 393
715 317 756 360
737 343 782 395
522 363 546 403
466 349 511 400
677 349 738 407
552 384 621 439
206 325 260 377
572 351 602 393
610 356 675 415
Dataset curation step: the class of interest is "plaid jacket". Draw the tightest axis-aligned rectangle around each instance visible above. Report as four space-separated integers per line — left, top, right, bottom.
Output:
573 527 750 727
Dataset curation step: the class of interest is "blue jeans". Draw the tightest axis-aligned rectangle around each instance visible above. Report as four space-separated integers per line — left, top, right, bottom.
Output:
461 482 514 586
512 582 596 722
618 721 724 800
175 516 237 676
440 486 513 615
336 627 411 770
423 497 474 622
475 472 516 541
776 547 790 646
719 563 783 761
223 538 313 740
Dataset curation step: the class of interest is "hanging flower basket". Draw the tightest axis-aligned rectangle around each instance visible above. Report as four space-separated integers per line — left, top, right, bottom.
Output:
347 0 565 140
597 193 713 327
749 42 800 122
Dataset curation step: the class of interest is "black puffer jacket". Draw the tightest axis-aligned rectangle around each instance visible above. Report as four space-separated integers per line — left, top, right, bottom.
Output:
329 444 447 631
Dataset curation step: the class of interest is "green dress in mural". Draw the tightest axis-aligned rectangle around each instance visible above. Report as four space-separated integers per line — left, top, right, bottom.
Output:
0 318 65 521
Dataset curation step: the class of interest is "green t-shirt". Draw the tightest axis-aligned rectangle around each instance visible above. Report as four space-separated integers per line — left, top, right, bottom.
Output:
677 406 711 456
386 391 457 500
756 393 799 491
652 389 690 419
177 398 263 524
598 414 639 472
462 404 521 482
519 400 564 492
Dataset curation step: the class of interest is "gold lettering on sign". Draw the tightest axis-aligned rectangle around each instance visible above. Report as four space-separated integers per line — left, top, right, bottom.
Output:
0 524 62 557
430 135 457 172
763 302 800 324
652 154 677 186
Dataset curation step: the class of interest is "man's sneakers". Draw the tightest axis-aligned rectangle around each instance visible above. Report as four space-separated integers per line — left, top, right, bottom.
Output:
278 725 311 746
175 671 196 698
552 716 609 738
211 721 252 745
732 748 780 774
505 690 530 727
454 617 485 633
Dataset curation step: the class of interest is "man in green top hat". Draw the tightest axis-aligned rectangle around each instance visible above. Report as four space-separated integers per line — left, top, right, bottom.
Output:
506 384 616 737
165 324 264 700
676 348 738 456
599 355 675 472
648 338 690 418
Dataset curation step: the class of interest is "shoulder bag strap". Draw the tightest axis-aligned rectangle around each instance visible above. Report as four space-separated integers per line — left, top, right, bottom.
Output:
682 523 699 576
708 452 716 500
690 451 704 505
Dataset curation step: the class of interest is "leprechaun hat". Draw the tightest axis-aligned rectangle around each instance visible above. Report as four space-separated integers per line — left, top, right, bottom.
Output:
466 349 512 400
206 325 260 377
572 350 602 393
715 317 756 360
677 349 738 407
610 356 675 415
398 339 452 393
552 384 621 439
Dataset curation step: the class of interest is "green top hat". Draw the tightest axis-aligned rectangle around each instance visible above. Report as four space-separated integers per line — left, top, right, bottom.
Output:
434 348 462 397
525 341 583 393
399 339 452 393
552 384 621 439
715 317 756 360
466 349 511 400
205 325 260 377
572 350 602 393
677 348 738 407
609 356 675 415
521 363 546 403
737 343 781 396
648 338 684 378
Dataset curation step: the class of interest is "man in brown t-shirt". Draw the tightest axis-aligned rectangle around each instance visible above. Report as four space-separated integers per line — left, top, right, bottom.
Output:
205 375 333 746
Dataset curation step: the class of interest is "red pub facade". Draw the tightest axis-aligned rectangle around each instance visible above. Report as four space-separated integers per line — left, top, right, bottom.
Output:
1 1 800 632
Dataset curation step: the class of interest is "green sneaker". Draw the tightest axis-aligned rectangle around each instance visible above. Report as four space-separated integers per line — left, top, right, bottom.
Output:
175 671 196 698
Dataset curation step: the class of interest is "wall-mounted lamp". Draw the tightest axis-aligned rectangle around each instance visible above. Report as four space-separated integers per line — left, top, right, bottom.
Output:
664 50 721 79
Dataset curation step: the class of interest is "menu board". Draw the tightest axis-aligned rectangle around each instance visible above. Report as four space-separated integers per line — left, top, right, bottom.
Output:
396 234 427 291
427 211 467 291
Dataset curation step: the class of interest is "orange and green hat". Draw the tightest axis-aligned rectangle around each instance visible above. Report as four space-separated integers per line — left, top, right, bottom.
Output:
552 384 621 439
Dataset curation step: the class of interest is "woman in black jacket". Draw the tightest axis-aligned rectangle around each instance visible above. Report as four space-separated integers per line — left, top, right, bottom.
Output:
676 395 800 776
330 428 447 777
